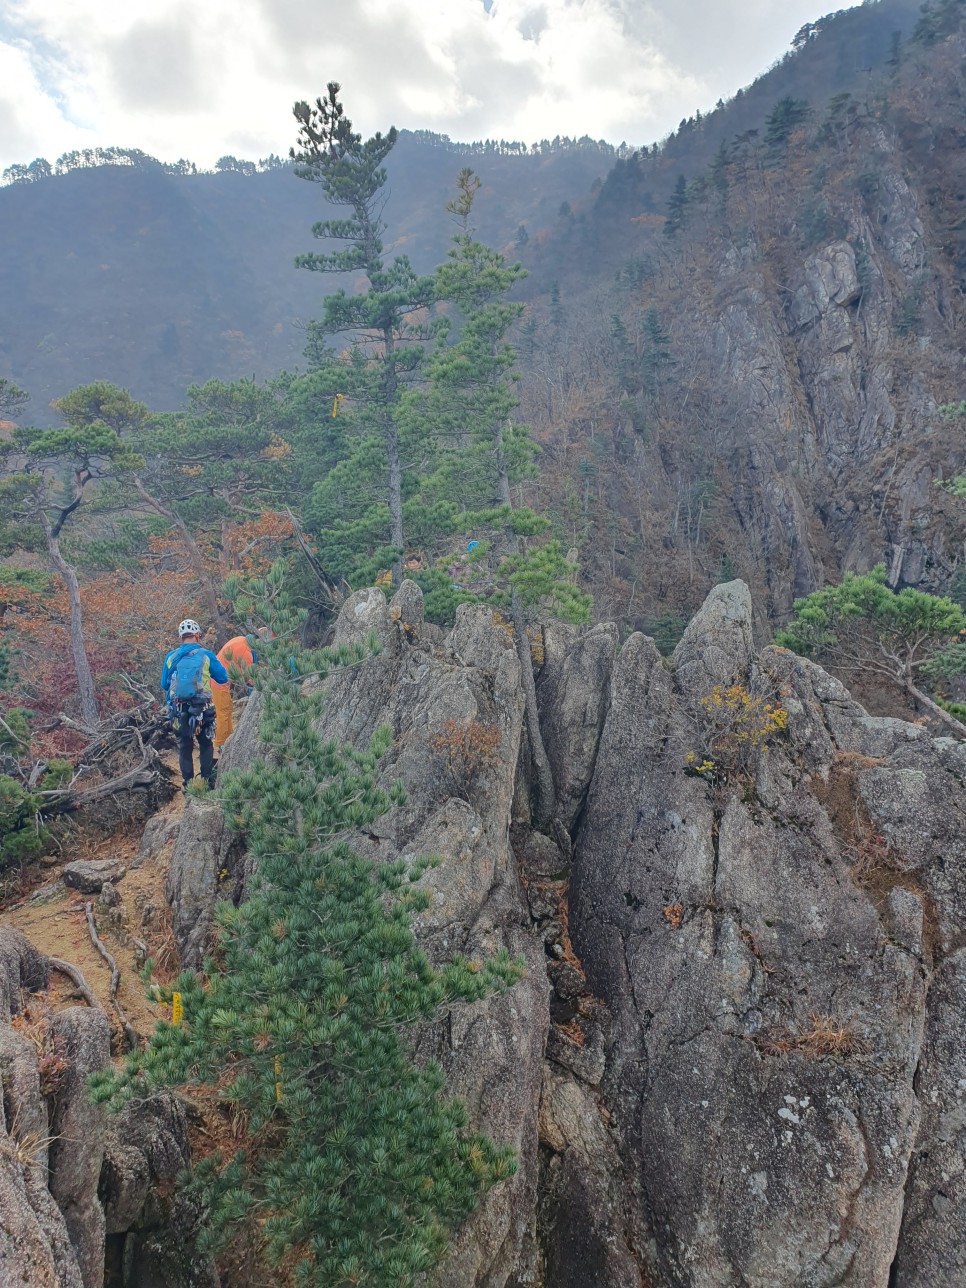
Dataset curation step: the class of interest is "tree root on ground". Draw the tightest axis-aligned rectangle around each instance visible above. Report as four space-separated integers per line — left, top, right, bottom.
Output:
83 902 139 1050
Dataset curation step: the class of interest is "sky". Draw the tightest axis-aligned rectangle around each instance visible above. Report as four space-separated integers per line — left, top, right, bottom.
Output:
0 0 853 173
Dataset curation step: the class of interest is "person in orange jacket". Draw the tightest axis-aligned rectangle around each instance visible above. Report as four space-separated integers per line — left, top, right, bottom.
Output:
211 628 271 749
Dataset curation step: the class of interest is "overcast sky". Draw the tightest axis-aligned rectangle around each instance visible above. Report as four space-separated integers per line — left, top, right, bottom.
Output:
0 0 851 172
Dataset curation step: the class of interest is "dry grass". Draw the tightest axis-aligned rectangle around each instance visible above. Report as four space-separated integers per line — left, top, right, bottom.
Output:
850 830 893 883
0 1121 64 1167
431 719 501 784
757 1012 869 1059
10 999 71 1096
555 1018 586 1047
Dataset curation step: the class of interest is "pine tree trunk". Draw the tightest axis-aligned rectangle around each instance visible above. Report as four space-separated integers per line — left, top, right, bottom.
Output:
387 419 404 584
904 676 966 739
496 420 556 827
382 330 404 587
44 525 98 728
512 590 556 830
493 419 512 508
133 478 225 633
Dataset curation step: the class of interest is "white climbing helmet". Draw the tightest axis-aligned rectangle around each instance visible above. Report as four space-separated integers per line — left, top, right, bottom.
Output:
178 618 201 637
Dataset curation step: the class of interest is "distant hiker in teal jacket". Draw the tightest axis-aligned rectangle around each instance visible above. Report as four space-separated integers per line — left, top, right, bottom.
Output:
161 618 228 787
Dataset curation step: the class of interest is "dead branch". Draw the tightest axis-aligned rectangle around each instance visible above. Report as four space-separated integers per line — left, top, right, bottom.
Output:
38 748 167 814
84 902 120 999
84 903 138 1049
119 672 156 705
286 507 346 603
52 712 98 739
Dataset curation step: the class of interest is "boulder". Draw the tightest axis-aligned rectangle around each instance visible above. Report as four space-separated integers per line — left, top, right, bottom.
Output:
671 578 754 697
0 926 48 1021
132 815 181 869
62 860 125 894
100 1093 190 1235
48 1007 111 1288
0 1153 83 1288
165 798 244 969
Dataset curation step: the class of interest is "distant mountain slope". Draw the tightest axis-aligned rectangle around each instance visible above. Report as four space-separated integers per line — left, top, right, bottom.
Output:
0 136 614 420
0 0 929 423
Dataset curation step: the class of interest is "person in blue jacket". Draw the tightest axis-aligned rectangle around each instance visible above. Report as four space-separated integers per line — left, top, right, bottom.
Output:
160 618 228 787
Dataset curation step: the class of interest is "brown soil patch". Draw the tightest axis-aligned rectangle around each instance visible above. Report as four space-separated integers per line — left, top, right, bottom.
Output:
0 751 186 1046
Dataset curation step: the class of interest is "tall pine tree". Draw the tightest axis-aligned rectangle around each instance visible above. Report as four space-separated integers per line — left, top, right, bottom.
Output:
291 84 436 587
412 173 590 827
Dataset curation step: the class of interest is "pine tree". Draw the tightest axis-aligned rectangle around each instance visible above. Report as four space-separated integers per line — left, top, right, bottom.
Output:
91 563 522 1285
764 97 811 154
709 140 730 210
127 377 289 631
776 567 966 738
410 175 590 827
641 307 671 397
664 174 689 238
291 84 436 587
0 384 142 725
0 378 28 421
913 0 965 45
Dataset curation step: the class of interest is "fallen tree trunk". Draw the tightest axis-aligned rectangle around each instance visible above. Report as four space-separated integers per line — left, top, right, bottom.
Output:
905 677 966 740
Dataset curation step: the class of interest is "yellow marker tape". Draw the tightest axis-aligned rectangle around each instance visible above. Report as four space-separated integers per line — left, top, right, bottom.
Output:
274 1054 283 1103
171 992 183 1026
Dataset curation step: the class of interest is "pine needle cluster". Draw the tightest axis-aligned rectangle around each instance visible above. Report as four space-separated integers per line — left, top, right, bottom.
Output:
90 563 522 1285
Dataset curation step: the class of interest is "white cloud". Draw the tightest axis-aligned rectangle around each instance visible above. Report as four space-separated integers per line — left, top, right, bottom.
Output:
0 0 855 173
0 40 90 165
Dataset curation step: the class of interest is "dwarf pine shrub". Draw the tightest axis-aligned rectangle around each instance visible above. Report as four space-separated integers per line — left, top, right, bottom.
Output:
90 564 522 1286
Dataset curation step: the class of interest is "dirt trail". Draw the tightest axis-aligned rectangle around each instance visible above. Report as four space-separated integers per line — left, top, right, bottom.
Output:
1 750 185 1044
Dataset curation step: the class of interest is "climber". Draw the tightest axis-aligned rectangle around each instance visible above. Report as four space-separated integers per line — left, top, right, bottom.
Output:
160 619 228 787
210 627 272 750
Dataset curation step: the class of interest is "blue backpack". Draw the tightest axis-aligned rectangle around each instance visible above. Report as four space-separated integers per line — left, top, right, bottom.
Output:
170 645 208 703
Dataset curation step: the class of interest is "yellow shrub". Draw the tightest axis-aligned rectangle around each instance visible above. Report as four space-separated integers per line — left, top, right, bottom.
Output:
687 683 788 778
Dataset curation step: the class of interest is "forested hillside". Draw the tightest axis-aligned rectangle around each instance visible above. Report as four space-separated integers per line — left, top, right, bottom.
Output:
1 0 964 717
0 0 926 423
513 0 966 637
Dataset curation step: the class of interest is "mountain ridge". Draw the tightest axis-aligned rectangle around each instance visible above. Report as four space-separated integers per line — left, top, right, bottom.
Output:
0 0 928 422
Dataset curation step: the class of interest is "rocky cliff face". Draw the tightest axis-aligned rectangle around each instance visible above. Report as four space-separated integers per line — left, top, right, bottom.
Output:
0 926 204 1288
160 578 966 1286
7 576 963 1285
571 581 966 1286
529 21 966 629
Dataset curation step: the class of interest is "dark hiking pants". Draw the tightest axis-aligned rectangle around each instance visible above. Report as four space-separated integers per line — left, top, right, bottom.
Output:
175 700 216 785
